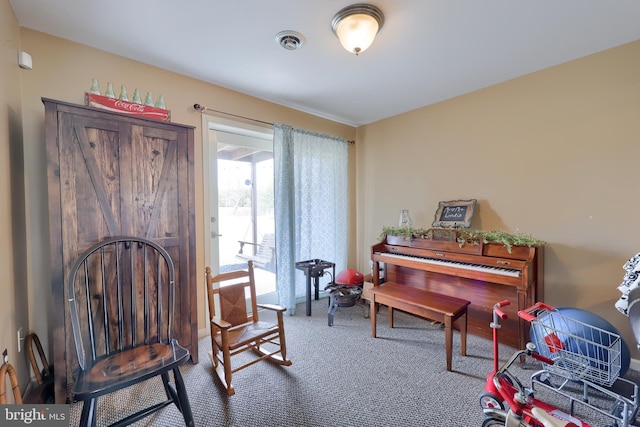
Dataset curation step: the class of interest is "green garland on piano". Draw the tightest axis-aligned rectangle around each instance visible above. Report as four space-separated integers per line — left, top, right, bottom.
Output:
459 229 546 253
379 226 545 253
379 226 429 241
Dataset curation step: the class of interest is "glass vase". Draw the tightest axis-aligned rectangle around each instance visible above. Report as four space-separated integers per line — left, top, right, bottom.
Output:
399 209 412 228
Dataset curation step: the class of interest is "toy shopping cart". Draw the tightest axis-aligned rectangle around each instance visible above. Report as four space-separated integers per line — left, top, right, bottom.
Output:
519 302 639 427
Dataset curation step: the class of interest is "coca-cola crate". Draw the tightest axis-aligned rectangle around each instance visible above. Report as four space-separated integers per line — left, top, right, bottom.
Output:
84 93 171 122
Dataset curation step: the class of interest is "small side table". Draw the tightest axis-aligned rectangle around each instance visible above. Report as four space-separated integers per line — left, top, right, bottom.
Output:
295 259 335 316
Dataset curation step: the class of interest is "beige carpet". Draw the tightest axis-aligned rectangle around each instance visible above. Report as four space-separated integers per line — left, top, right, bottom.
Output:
69 298 640 426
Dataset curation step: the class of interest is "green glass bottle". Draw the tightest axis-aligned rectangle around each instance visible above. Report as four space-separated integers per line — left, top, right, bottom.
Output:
105 82 115 99
132 89 142 104
119 86 129 101
89 78 100 95
144 92 154 106
155 95 166 109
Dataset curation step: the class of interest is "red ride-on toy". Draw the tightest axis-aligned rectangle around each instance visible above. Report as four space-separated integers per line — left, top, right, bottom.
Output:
479 300 592 427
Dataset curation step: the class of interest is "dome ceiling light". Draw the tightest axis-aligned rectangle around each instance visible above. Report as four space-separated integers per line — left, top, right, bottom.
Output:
331 3 384 55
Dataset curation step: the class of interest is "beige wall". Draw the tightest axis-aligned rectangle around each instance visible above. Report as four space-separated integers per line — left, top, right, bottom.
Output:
356 40 640 358
7 0 640 391
11 23 355 386
1 0 31 392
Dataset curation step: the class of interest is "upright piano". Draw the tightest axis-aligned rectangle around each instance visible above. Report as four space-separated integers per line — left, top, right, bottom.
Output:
371 232 543 349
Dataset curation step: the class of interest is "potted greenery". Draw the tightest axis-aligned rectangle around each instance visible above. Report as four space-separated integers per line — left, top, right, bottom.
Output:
378 226 425 244
457 229 545 258
379 226 545 257
379 226 481 254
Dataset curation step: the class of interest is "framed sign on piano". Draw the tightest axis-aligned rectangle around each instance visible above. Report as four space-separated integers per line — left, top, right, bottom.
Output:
432 199 477 228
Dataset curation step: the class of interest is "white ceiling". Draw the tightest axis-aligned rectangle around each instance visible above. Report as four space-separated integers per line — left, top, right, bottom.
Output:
9 0 640 126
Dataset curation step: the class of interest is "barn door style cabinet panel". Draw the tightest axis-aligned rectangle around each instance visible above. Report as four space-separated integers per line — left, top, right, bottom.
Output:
43 98 198 403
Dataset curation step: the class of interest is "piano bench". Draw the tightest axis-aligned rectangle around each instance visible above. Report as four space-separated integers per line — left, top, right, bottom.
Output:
369 282 470 372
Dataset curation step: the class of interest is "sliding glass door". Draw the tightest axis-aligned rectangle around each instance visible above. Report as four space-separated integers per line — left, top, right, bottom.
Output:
203 116 277 303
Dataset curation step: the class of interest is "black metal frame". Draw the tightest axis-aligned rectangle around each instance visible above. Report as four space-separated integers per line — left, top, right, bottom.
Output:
295 259 335 316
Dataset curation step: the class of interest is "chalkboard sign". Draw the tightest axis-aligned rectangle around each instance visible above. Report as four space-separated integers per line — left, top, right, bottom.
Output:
432 199 477 228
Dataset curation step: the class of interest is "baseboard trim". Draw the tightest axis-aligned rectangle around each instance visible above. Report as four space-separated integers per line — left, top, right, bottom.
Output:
630 357 640 372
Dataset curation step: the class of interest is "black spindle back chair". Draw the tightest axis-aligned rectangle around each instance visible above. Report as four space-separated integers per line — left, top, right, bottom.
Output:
67 236 194 427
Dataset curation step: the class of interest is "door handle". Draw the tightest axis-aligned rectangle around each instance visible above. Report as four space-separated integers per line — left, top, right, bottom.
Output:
210 231 223 238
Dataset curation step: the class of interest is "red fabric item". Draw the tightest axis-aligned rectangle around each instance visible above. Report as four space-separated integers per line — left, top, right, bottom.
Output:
544 333 565 353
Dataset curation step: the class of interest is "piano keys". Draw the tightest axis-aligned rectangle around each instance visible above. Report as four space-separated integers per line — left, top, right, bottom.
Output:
374 251 522 279
371 234 544 349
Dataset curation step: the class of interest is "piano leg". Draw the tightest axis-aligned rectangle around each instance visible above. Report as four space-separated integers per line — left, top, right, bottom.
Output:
460 311 467 357
388 307 394 328
370 300 377 338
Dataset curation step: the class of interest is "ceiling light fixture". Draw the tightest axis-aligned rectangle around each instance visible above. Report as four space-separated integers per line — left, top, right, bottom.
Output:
331 3 384 55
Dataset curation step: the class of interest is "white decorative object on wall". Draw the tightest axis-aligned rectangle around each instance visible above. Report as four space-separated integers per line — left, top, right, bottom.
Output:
18 51 33 69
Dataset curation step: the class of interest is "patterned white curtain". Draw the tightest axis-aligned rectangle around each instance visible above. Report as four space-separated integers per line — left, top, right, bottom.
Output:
273 124 349 314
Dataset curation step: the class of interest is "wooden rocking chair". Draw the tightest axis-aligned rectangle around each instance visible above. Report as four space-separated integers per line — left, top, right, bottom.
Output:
205 260 291 396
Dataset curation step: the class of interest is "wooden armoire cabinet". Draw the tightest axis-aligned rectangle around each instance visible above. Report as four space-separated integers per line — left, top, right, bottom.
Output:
43 98 198 403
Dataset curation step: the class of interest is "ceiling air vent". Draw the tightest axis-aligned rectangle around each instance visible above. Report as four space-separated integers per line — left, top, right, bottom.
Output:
275 31 306 51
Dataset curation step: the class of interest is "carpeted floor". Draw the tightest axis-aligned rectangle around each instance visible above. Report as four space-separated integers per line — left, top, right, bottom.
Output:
69 298 640 426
